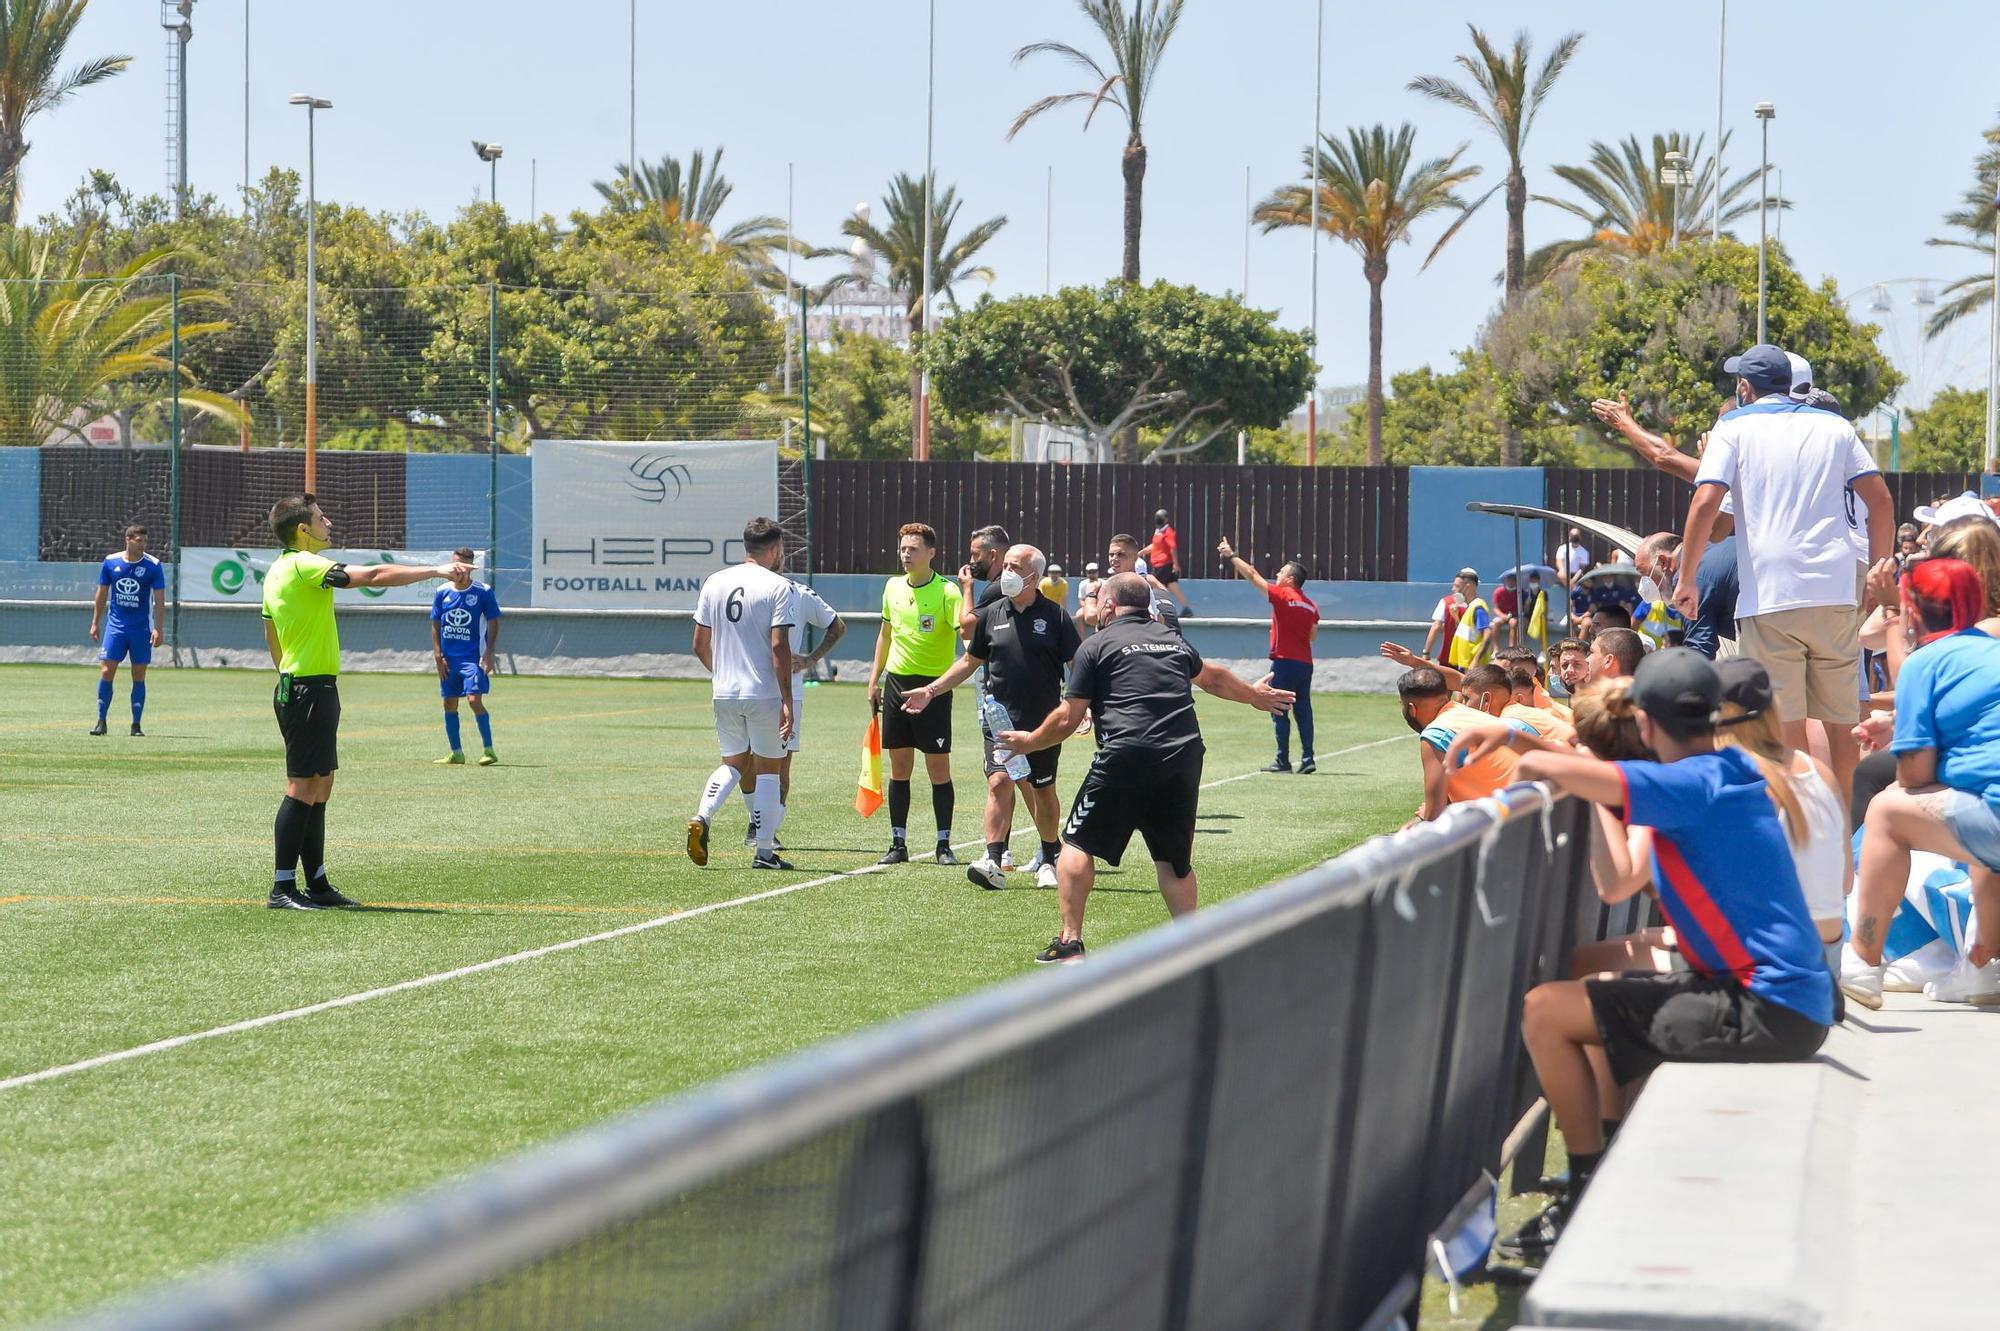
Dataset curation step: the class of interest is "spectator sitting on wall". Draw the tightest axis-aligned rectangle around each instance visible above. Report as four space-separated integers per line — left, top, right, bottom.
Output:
1841 558 2000 1009
1396 665 1525 823
1493 571 1521 645
1495 648 1833 1265
1423 569 1476 665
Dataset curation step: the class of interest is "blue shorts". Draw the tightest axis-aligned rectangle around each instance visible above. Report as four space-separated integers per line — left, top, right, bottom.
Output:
1944 790 2000 873
101 627 151 666
439 659 491 699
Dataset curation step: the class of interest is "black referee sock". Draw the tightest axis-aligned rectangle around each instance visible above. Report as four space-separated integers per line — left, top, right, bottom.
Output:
1041 840 1062 866
932 782 955 843
888 779 912 839
302 802 327 885
274 796 311 883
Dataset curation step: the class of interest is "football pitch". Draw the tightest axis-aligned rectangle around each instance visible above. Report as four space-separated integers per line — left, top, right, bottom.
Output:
0 664 1419 1326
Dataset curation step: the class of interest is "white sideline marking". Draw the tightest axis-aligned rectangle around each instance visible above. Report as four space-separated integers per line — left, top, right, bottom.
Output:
0 734 1406 1093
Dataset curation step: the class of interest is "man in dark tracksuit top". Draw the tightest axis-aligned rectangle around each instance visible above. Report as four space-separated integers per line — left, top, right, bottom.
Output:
996 573 1298 964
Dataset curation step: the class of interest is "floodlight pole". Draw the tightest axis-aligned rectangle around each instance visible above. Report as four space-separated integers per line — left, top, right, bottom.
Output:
1988 186 1999 472
290 95 330 491
628 0 636 190
917 0 936 462
1713 0 1726 242
242 0 249 212
1755 102 1774 344
1307 0 1323 467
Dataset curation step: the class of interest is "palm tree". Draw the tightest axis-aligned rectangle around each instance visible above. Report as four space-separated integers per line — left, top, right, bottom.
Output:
825 172 1007 326
1256 124 1479 464
1525 131 1773 284
0 0 131 225
592 148 799 291
1923 119 2000 337
0 226 241 448
1409 24 1583 301
1007 0 1182 285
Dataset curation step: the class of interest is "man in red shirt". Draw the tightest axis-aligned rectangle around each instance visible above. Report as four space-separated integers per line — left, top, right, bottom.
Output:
1492 570 1520 648
1146 509 1194 616
1219 537 1318 773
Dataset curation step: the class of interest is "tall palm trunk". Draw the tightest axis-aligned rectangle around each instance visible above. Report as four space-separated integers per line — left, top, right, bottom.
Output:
1121 135 1146 283
0 131 25 226
1365 259 1386 465
1499 164 1526 464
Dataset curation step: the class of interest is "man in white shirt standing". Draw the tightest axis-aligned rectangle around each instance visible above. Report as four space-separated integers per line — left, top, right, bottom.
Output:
1673 344 1893 800
688 517 797 871
1555 529 1592 590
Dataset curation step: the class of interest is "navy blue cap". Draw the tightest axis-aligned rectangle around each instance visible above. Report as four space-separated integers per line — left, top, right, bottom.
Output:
1723 343 1793 391
1630 646 1721 728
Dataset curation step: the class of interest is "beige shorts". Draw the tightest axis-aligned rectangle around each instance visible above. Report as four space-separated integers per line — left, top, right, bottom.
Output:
1736 607 1861 725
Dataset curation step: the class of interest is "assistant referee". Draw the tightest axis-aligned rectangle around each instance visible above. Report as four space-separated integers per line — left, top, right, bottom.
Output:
263 493 467 910
996 573 1296 964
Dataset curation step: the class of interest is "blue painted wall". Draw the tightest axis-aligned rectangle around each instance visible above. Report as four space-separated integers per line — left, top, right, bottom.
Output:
1406 467 1547 585
402 453 533 604
0 449 40 561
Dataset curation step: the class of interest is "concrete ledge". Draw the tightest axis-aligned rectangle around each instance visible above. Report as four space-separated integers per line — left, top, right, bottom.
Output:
1522 995 2000 1330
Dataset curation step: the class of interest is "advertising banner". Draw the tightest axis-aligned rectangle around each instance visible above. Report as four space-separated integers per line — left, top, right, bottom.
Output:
179 548 484 606
530 440 780 609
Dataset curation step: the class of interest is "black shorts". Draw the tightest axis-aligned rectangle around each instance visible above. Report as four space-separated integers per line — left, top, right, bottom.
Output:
881 673 952 754
980 703 1061 787
1151 564 1179 585
1585 970 1828 1087
1062 744 1202 876
274 675 341 779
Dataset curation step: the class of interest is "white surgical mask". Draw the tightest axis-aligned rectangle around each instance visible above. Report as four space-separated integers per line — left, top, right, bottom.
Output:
998 569 1027 597
1638 575 1663 605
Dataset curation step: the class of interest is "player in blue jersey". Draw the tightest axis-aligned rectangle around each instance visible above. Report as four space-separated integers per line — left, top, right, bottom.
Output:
429 547 503 765
88 524 168 736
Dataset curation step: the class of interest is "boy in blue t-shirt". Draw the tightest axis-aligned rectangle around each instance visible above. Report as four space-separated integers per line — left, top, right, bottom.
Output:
88 524 168 736
429 547 502 765
1494 648 1832 1264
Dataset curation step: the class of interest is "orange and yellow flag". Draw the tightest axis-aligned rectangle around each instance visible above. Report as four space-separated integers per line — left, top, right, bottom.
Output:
856 713 884 817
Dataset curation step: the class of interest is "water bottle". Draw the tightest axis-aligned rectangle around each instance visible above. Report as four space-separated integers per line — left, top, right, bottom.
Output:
980 691 1033 781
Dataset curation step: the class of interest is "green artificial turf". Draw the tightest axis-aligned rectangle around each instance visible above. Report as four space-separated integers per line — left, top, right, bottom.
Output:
0 664 1419 1326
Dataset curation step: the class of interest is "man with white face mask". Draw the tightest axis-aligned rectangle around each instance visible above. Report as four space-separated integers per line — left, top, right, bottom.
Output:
899 544 1080 891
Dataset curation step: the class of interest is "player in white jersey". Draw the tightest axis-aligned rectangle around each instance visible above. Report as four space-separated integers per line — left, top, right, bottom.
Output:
736 579 846 848
688 517 797 870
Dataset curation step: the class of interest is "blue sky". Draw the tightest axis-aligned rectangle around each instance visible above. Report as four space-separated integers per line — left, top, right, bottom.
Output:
23 1 2000 406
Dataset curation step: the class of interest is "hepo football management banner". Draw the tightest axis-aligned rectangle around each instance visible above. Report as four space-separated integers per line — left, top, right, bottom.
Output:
531 440 780 609
180 548 485 607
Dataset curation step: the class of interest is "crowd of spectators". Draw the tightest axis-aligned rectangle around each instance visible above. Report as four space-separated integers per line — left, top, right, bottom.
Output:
1382 340 2000 1270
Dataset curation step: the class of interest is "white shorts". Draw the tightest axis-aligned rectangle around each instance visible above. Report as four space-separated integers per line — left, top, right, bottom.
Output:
714 697 785 760
783 693 804 754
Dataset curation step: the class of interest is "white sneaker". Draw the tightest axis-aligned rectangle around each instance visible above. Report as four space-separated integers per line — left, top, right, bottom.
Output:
1839 944 1885 1010
1885 953 1952 993
1036 863 1059 890
1000 848 1015 871
1022 849 1045 873
1925 956 2000 1004
966 856 1007 891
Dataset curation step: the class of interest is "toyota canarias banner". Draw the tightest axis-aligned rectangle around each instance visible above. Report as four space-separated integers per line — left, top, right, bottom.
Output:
179 548 485 606
530 440 780 609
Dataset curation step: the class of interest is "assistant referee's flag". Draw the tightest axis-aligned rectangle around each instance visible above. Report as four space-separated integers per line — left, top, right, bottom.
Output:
856 714 884 817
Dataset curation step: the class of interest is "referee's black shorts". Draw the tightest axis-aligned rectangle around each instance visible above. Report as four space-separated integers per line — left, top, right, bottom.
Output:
1062 743 1203 876
881 672 952 754
274 675 341 778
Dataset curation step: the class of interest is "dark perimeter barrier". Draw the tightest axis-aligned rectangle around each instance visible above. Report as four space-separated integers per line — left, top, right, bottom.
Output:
59 787 1645 1331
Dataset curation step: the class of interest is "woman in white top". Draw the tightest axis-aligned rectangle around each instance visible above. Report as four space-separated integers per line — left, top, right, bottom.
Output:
1713 658 1850 968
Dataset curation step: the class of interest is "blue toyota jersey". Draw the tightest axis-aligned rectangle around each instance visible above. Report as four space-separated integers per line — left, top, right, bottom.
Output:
99 553 166 631
431 583 501 659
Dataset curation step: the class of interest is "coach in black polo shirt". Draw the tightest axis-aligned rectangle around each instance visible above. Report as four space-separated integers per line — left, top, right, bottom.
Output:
901 544 1081 893
996 572 1296 964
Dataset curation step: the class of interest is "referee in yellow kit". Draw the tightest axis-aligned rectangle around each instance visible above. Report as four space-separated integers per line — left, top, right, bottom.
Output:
262 493 468 910
865 521 963 866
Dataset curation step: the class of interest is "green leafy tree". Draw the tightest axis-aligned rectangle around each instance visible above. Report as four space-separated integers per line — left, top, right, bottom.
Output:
805 331 1002 460
1255 123 1479 464
1923 117 1999 337
926 281 1312 461
1008 0 1182 284
1483 238 1902 448
1316 352 1609 466
0 224 241 447
1408 24 1583 300
592 148 799 292
1526 132 1774 284
0 0 129 225
1900 386 1992 471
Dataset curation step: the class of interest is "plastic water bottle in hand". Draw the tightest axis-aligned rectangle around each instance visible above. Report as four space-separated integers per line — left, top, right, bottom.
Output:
980 692 1032 781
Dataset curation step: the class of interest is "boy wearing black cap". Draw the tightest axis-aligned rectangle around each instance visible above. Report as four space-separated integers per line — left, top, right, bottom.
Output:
1494 648 1834 1263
